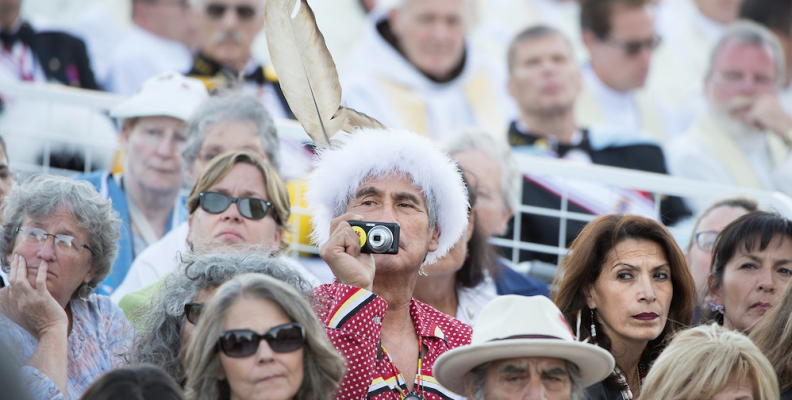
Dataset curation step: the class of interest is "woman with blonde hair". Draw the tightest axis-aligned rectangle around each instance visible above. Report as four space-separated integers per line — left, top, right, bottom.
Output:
642 324 778 400
183 273 344 400
750 281 792 399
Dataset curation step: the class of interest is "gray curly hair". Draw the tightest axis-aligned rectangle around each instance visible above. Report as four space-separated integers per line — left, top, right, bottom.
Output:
128 250 311 383
0 175 120 299
181 91 280 171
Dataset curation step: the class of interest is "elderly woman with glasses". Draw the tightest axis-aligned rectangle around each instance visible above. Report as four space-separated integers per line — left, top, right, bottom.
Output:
685 197 758 322
184 273 345 400
0 175 128 400
129 251 311 385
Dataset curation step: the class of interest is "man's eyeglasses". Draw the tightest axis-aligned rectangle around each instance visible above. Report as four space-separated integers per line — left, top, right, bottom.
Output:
16 226 95 256
217 323 305 357
206 3 257 21
711 71 777 92
603 36 661 56
184 302 204 325
694 230 719 252
197 191 275 222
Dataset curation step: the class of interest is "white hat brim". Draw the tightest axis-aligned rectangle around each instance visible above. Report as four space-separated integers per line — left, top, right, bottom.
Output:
111 96 195 121
433 339 615 396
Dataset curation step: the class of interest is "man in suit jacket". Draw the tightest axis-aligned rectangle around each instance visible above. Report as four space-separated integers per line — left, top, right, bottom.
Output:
506 25 689 264
0 0 96 88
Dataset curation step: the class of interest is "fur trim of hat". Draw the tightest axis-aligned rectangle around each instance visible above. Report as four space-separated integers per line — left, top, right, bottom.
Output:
306 129 469 266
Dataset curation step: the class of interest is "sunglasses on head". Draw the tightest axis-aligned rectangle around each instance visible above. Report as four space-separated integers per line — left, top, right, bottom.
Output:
206 3 257 20
217 323 306 358
184 302 203 325
198 191 274 221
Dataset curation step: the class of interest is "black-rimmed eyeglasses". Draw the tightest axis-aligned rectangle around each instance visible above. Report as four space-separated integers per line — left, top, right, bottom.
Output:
16 226 95 256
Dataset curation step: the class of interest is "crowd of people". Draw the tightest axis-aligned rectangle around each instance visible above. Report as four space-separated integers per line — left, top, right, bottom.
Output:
3 0 792 399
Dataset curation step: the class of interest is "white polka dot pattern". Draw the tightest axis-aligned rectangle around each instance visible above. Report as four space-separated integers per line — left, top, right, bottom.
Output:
313 282 472 400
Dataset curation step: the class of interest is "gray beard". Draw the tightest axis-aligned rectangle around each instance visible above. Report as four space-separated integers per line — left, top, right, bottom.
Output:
708 103 763 139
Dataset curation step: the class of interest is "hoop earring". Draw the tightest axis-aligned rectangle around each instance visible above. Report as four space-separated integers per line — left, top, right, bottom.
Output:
590 308 597 343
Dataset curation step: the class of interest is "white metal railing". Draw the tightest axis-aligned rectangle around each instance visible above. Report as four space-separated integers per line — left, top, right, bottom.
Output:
4 82 792 274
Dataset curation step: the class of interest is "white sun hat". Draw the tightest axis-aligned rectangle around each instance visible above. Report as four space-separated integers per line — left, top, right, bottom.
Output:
110 71 209 122
433 295 615 396
305 128 469 266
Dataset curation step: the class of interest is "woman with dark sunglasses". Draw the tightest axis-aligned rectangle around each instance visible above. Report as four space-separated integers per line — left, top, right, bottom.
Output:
184 273 345 400
129 251 313 386
117 150 318 315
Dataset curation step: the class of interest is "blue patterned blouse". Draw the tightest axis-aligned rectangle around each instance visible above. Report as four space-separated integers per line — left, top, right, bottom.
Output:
0 294 133 400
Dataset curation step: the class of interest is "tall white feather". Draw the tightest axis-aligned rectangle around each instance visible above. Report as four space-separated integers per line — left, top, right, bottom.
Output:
264 0 346 147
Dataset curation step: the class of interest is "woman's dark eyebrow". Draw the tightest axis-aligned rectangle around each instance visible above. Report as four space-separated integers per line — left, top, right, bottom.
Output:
611 262 669 271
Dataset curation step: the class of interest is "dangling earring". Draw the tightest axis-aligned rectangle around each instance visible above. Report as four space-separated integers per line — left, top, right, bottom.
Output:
590 308 597 344
709 302 725 314
419 265 428 276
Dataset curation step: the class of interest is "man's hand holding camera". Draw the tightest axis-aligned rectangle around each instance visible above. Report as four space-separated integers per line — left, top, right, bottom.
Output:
320 213 376 292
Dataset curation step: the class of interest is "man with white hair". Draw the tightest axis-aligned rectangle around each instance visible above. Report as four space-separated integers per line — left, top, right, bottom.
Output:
307 129 472 400
434 295 614 400
667 21 792 213
341 0 515 141
187 0 293 119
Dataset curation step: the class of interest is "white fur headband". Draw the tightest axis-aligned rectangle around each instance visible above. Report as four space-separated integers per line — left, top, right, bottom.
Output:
306 129 469 266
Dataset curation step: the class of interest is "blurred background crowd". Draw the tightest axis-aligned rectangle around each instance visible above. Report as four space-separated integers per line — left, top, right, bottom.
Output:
2 0 792 399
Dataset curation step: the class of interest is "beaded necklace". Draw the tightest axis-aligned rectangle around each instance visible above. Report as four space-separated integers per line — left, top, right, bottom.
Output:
382 336 424 400
615 363 648 400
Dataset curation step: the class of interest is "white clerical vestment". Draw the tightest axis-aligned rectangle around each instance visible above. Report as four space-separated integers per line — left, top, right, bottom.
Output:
666 115 792 213
103 25 193 96
575 64 670 143
341 18 515 142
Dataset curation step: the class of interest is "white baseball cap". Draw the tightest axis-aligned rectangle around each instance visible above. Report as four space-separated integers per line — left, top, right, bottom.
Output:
433 295 615 396
111 71 209 122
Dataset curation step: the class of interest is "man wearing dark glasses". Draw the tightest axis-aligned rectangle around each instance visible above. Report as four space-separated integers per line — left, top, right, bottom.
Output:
187 0 294 121
576 0 670 144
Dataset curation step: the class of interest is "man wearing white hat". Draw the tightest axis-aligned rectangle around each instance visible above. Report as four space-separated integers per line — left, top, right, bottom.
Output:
434 295 615 400
79 71 208 296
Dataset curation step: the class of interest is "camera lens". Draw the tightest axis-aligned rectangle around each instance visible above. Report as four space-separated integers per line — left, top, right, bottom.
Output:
367 226 393 253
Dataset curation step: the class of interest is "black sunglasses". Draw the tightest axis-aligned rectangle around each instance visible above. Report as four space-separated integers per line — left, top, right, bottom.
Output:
206 3 257 20
184 302 203 325
603 36 661 56
198 191 274 221
218 323 305 358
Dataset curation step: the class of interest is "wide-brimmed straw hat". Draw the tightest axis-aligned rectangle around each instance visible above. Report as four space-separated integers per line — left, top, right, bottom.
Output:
111 71 208 122
434 295 615 396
